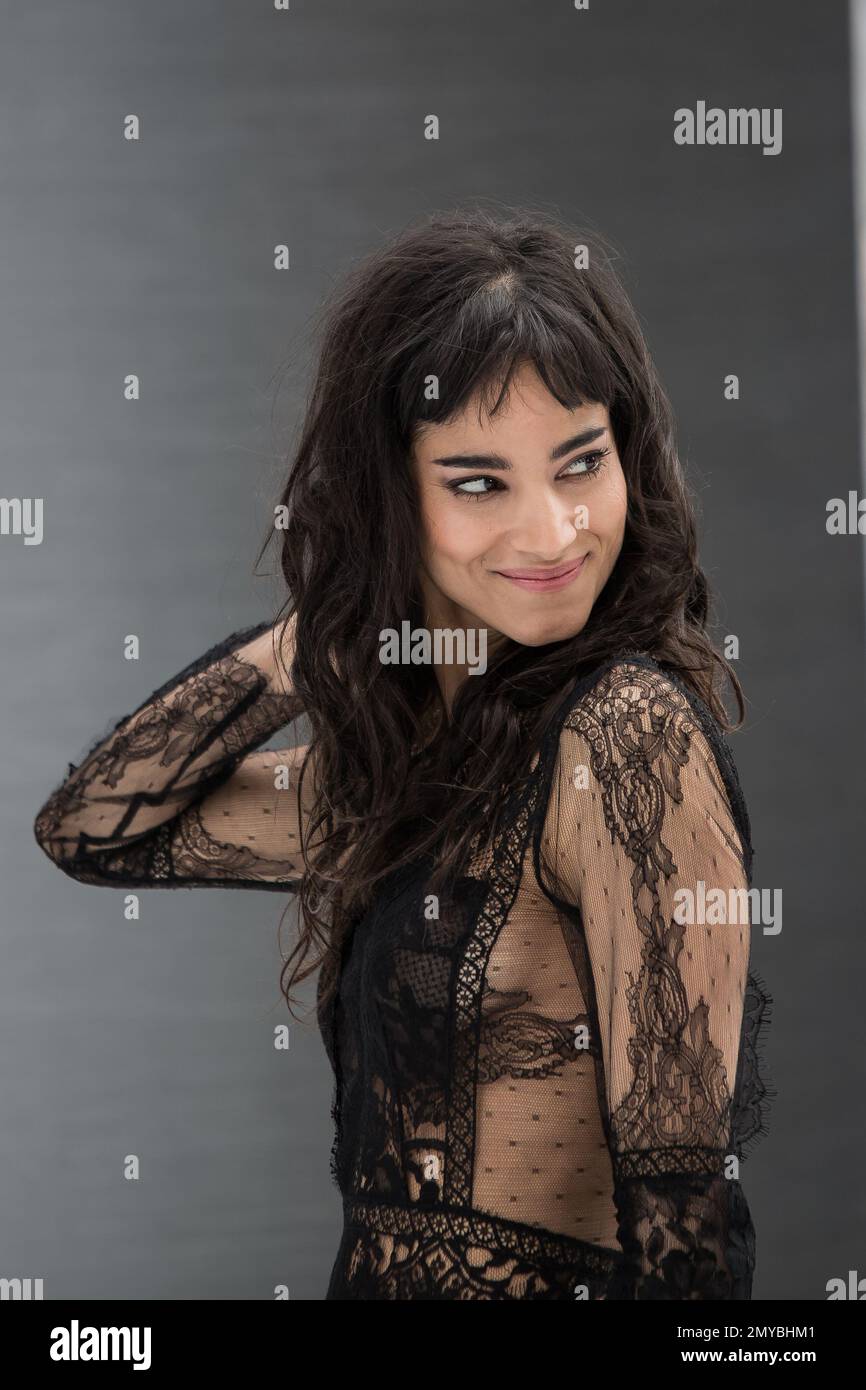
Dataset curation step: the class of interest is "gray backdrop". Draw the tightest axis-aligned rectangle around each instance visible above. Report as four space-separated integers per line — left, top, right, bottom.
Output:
2 0 863 1300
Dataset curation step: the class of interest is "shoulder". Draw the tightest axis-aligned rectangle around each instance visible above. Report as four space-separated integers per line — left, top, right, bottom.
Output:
546 652 711 751
563 654 696 729
534 652 753 872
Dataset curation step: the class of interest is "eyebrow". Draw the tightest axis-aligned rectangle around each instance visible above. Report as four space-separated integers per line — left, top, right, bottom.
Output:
430 426 608 470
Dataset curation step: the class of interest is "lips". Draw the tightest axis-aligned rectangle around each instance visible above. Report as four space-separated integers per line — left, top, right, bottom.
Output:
494 557 588 581
492 555 589 593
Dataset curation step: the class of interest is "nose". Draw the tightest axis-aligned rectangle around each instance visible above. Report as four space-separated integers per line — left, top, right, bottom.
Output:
505 485 584 560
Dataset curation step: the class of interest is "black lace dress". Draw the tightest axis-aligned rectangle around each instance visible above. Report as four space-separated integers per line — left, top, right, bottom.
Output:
33 622 774 1300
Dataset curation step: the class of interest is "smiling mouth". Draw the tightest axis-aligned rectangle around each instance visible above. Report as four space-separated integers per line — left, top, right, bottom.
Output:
492 555 589 591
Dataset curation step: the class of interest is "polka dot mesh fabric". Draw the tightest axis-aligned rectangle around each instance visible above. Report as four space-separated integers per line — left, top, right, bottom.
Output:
34 625 773 1299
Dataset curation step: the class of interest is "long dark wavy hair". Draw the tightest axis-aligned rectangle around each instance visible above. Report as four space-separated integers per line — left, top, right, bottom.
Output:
256 204 746 1017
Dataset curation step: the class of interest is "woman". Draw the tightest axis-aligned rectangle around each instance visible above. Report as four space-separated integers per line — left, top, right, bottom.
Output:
33 206 773 1300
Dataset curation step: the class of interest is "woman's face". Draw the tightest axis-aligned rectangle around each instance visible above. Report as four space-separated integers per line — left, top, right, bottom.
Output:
411 362 628 650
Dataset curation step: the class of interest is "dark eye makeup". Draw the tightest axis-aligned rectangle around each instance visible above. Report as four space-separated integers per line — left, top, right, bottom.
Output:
443 447 612 502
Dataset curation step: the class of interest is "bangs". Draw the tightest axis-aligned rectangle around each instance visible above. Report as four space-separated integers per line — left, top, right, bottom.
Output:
395 277 623 443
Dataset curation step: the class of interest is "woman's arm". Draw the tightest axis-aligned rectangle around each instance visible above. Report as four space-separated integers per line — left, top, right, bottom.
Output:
541 661 754 1299
33 617 312 891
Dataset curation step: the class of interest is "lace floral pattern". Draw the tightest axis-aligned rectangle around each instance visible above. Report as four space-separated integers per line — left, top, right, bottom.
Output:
34 633 774 1299
568 672 736 1155
327 1198 625 1300
532 658 774 1297
34 623 304 889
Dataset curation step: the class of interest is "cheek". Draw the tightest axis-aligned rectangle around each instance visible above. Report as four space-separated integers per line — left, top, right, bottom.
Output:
611 461 628 505
593 467 628 534
422 490 491 568
417 484 445 554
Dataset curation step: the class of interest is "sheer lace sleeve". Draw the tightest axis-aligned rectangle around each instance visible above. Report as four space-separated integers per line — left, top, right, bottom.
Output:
537 660 758 1299
33 621 309 892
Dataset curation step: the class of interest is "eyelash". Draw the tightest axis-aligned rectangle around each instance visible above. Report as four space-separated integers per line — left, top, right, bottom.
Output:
445 447 611 502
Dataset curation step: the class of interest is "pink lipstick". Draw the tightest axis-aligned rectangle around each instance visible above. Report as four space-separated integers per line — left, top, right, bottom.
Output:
492 555 589 592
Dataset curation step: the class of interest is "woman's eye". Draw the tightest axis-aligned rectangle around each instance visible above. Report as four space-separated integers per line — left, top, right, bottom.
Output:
450 475 501 499
561 447 611 478
446 447 610 502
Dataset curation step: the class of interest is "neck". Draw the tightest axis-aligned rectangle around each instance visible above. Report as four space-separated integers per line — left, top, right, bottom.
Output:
417 576 506 720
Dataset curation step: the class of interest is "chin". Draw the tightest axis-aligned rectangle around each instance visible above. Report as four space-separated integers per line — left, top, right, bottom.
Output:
497 616 587 648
